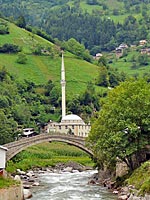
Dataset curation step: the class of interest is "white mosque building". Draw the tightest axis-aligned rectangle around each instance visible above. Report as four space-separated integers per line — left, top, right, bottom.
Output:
46 53 91 137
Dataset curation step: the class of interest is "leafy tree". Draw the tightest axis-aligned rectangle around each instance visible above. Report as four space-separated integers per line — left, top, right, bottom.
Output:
0 67 9 81
67 96 81 114
16 15 26 28
0 95 9 108
12 104 32 125
86 0 98 5
96 66 109 87
0 43 20 53
0 111 18 144
62 38 91 61
45 80 55 96
0 21 9 34
98 56 107 67
138 54 148 66
108 68 126 87
113 9 119 15
88 79 150 171
50 87 61 107
80 82 95 106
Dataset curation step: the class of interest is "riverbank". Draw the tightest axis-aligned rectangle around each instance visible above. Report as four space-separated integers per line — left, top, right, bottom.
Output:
4 142 94 200
22 163 116 200
88 161 150 200
7 161 93 199
6 142 150 199
8 163 150 200
0 175 23 200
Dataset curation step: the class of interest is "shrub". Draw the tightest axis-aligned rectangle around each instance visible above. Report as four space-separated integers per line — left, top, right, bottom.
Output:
0 43 21 53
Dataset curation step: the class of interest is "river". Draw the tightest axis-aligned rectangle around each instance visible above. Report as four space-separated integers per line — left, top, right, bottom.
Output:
30 170 117 200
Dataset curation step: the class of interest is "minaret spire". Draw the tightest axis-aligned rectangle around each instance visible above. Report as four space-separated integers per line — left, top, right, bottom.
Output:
61 52 66 118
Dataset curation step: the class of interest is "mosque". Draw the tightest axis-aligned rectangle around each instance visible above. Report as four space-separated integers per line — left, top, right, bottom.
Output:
46 53 91 137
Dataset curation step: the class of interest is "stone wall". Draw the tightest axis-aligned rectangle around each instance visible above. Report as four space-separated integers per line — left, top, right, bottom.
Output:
0 184 24 200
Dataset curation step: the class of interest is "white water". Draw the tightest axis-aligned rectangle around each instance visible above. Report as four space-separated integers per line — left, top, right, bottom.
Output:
31 170 117 200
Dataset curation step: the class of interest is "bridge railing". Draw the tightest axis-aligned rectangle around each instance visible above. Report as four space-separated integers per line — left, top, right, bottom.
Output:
4 132 86 149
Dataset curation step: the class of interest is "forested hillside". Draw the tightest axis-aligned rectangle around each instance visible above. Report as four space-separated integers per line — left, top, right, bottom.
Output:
0 18 104 145
0 0 150 145
1 0 150 54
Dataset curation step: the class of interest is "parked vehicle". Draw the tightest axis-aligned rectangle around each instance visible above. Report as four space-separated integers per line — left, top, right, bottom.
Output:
22 128 38 137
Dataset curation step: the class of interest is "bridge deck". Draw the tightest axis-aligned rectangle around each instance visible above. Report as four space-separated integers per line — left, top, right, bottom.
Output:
4 133 93 161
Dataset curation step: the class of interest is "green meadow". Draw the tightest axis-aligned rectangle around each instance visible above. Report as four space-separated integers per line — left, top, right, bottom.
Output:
6 142 94 173
0 18 99 97
0 177 17 189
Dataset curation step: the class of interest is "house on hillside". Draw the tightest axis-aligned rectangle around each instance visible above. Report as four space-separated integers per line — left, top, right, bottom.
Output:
0 146 7 176
141 48 150 55
115 43 128 58
139 40 147 46
115 47 123 58
119 43 128 49
94 53 103 60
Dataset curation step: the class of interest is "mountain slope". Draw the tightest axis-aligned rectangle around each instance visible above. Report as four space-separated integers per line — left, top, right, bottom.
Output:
1 0 150 55
0 18 99 97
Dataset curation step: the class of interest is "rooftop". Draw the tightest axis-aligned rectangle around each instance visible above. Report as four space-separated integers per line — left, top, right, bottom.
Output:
61 114 85 124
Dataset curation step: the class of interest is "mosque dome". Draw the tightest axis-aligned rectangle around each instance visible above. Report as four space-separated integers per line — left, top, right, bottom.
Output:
61 114 85 125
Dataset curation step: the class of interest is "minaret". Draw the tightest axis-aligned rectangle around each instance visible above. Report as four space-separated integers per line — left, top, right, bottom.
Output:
61 52 66 118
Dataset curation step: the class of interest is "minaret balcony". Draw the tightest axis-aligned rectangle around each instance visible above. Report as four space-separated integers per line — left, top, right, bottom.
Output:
61 80 66 86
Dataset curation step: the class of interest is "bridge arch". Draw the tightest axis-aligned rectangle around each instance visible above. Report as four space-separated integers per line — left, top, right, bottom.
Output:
4 133 93 161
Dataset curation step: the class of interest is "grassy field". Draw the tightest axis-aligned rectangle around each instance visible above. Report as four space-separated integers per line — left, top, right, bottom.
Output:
6 142 94 173
70 0 143 23
0 17 149 99
109 49 150 76
126 161 150 195
0 18 100 97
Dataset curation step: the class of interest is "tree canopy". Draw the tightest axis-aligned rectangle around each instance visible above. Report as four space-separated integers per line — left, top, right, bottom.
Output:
2 0 150 53
88 79 150 171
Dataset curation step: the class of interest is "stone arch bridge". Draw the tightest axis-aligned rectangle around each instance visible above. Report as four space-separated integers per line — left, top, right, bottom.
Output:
4 133 93 161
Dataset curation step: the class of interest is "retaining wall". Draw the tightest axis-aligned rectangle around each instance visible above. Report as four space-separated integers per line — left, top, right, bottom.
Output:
0 184 24 200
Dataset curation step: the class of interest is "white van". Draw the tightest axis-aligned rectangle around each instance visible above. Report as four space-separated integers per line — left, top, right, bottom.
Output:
22 128 35 137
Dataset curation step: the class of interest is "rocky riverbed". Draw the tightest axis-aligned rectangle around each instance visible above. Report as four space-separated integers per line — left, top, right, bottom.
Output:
13 161 94 199
12 162 150 200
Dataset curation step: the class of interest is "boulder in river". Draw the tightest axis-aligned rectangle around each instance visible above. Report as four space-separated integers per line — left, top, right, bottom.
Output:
23 188 32 199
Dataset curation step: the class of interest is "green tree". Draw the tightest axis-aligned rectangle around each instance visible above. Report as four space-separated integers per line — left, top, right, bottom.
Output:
16 15 26 28
12 104 32 125
138 54 148 66
0 111 18 144
88 79 150 171
0 21 9 34
96 66 109 87
67 96 81 114
45 80 54 96
98 56 107 67
0 43 20 53
50 87 61 107
63 38 84 56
